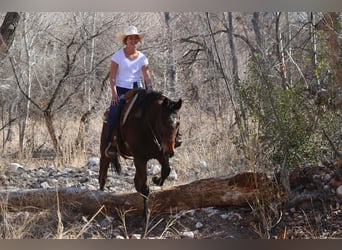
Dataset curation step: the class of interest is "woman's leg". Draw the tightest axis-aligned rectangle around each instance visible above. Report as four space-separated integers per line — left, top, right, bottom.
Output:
105 87 130 157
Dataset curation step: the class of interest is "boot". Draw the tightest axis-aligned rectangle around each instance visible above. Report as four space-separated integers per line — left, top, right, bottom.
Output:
105 133 117 158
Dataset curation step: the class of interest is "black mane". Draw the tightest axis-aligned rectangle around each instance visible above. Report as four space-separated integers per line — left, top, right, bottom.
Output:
136 90 164 113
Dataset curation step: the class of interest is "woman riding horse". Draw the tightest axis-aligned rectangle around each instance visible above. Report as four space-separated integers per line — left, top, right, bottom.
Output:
99 89 182 221
100 25 182 221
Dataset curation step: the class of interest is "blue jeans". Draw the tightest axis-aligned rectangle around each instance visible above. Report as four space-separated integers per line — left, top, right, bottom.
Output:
105 86 137 146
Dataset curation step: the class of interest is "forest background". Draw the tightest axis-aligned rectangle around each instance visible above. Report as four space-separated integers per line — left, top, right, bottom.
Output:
0 12 341 187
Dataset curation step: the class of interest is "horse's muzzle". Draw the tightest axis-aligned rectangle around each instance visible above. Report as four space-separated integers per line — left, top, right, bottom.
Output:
162 143 175 158
166 151 174 158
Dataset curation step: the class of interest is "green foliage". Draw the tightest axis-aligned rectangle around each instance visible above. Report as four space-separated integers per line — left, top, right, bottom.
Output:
236 62 323 169
263 86 317 165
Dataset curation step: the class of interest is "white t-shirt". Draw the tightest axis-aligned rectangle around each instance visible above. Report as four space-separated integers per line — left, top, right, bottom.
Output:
111 48 149 89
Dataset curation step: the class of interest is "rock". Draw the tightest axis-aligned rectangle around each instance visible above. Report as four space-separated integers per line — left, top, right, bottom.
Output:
40 182 51 189
336 185 342 199
194 160 207 173
86 170 96 176
37 177 48 183
130 234 141 239
79 176 89 184
62 167 75 174
10 163 26 173
323 174 331 182
195 222 203 229
86 157 100 167
99 218 111 229
324 184 331 192
85 184 96 190
46 166 58 173
50 179 58 185
221 211 242 221
148 164 161 175
182 231 195 239
168 169 178 181
126 178 134 184
203 207 218 217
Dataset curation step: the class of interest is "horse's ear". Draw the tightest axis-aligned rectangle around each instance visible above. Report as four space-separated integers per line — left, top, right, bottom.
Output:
163 98 182 111
174 99 182 110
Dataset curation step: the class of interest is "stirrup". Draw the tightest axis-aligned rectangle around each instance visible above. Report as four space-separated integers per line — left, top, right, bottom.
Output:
105 143 116 158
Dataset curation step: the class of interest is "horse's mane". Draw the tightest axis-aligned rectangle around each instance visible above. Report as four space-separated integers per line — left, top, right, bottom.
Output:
136 90 164 113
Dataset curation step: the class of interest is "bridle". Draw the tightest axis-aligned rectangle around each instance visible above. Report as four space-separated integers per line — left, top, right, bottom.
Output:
147 119 163 153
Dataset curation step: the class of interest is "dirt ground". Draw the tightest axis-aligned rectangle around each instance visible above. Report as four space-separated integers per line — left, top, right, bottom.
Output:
1 158 342 239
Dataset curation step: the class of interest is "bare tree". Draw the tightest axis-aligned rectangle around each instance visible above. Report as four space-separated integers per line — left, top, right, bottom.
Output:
226 12 239 87
319 12 342 106
163 12 177 99
0 12 20 62
0 12 20 149
323 12 342 92
275 12 289 89
8 13 116 160
309 12 320 87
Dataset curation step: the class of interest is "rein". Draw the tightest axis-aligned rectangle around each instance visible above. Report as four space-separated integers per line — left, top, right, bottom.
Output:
147 119 163 153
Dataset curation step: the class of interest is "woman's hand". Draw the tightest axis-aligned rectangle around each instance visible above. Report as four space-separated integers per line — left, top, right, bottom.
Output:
146 84 153 93
111 93 120 106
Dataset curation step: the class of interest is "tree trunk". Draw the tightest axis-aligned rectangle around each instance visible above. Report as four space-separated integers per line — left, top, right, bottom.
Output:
309 12 320 87
322 12 342 106
0 172 272 216
275 12 289 89
226 12 239 87
43 110 63 158
0 12 20 61
164 12 177 99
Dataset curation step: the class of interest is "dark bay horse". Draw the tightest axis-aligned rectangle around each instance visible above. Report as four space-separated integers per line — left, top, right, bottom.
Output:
99 89 182 220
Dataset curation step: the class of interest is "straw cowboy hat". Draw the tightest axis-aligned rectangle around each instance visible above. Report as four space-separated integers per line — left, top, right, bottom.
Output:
115 25 145 44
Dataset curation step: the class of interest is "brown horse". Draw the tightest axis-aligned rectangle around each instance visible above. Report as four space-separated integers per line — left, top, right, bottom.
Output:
99 89 182 220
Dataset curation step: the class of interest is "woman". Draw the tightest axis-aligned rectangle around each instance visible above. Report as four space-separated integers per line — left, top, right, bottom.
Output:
105 25 153 157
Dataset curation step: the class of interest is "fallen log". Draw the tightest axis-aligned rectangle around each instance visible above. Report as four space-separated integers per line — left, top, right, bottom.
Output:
0 172 272 216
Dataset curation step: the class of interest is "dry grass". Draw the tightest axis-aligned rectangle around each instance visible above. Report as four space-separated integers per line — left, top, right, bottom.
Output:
0 197 184 239
170 104 247 183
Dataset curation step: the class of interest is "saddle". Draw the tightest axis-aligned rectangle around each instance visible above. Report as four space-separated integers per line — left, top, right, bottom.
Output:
102 89 142 124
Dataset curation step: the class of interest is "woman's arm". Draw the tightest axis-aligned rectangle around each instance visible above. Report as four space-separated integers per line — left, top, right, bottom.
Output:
142 64 153 92
109 61 119 105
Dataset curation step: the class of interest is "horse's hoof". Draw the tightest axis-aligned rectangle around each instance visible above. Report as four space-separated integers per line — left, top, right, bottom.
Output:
115 165 122 175
152 176 162 186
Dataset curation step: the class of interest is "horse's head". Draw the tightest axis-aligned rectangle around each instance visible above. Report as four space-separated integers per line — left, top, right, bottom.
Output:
159 97 182 157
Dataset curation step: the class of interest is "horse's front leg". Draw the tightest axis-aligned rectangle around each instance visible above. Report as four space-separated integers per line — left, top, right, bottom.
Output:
133 157 150 222
152 154 171 186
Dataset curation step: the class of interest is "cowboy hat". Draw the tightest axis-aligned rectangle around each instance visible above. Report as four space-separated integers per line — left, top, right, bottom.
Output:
115 25 145 44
